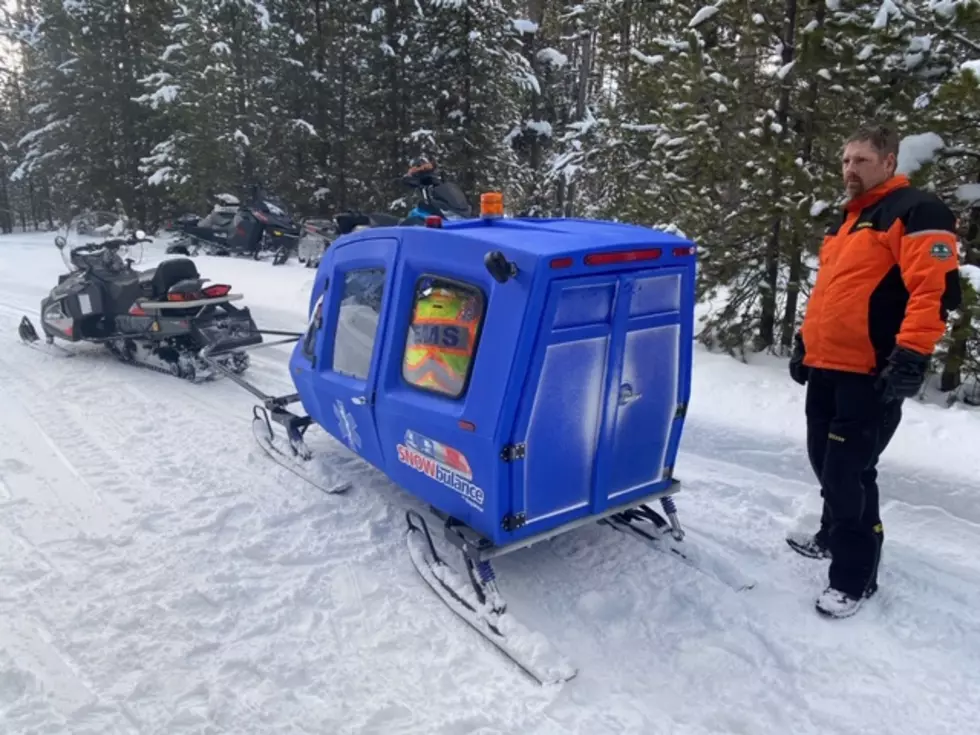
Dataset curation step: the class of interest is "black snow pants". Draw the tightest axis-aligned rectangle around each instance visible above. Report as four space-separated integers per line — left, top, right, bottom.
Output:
805 367 903 598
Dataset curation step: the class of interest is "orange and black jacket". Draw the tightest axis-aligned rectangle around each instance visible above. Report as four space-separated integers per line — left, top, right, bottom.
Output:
801 174 961 375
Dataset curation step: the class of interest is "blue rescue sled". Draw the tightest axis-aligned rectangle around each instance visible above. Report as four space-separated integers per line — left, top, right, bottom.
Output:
208 200 753 685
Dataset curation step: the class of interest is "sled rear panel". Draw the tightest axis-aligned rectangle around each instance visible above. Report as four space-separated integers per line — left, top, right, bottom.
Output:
503 263 693 543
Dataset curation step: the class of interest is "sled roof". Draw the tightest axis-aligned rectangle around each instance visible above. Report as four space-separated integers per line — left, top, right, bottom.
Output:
331 217 694 262
397 217 694 258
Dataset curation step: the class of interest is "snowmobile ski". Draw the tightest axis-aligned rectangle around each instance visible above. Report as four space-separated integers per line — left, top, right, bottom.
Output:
601 498 756 593
405 509 577 686
251 405 351 495
19 317 76 357
18 313 248 383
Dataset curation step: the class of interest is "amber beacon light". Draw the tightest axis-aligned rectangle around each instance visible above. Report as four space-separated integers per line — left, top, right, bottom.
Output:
480 191 504 218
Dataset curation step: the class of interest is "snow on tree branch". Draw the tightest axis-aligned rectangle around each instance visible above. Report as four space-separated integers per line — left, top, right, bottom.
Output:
690 5 720 28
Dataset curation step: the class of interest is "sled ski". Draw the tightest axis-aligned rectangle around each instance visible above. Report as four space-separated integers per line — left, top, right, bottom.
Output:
405 509 577 686
199 335 353 497
251 405 351 495
600 496 756 593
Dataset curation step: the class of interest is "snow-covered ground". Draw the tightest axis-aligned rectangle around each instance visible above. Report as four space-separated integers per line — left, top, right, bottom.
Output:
1 230 979 734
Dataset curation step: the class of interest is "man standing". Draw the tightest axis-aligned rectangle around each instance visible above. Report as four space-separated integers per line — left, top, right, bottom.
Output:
787 123 962 618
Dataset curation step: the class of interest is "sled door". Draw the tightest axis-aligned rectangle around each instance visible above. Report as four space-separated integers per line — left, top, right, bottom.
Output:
506 273 618 529
598 268 688 504
304 237 398 469
506 267 690 534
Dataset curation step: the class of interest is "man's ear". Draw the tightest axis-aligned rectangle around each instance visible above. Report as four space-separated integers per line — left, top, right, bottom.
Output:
885 151 898 176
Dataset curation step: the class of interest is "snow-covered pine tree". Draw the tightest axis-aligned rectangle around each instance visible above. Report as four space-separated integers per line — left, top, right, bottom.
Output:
872 0 980 397
407 0 526 208
137 0 281 213
11 0 170 224
506 0 565 215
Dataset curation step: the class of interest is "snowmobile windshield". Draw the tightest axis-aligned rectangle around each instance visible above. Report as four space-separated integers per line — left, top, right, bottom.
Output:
263 200 287 218
430 183 471 218
62 211 145 271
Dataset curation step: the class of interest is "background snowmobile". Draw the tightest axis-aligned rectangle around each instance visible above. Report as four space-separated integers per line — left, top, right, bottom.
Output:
295 218 335 268
397 158 472 225
294 211 402 269
295 160 473 268
18 211 262 382
331 159 473 238
166 192 239 253
168 188 300 265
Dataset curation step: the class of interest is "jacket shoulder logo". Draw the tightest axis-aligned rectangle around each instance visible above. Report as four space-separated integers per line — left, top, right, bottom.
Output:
930 242 953 260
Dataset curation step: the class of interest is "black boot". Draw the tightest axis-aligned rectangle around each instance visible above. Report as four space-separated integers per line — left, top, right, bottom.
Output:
786 530 831 559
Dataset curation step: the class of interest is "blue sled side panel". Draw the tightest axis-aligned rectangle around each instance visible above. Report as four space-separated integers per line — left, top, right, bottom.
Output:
503 265 694 544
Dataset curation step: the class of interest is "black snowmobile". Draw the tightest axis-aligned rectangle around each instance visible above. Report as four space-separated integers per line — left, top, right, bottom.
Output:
166 192 239 254
168 188 300 265
18 218 263 382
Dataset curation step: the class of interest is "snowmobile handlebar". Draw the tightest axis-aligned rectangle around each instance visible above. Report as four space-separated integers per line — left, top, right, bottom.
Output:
69 235 152 256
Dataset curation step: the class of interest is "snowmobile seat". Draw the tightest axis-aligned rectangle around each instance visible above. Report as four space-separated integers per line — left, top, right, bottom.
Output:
151 258 200 299
138 268 157 287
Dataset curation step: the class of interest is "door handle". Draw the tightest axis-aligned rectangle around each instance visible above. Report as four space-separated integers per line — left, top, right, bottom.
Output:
618 383 641 407
351 396 368 405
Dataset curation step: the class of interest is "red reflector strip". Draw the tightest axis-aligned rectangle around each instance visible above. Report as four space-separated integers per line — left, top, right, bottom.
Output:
550 257 573 269
584 248 661 266
673 246 695 256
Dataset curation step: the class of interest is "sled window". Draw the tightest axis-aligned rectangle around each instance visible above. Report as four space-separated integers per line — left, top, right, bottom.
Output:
402 275 485 400
332 267 385 380
301 280 328 364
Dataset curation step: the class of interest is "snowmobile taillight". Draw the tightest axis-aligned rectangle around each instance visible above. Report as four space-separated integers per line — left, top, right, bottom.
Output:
203 284 232 298
550 257 573 269
167 292 196 302
425 215 442 228
253 210 269 223
584 248 661 266
129 304 146 316
673 246 695 257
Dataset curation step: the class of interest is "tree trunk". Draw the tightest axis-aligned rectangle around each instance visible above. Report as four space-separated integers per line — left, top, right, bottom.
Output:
565 30 592 217
759 0 798 351
780 0 824 351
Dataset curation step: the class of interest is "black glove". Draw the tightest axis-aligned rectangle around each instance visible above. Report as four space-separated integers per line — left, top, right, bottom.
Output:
789 331 809 386
877 346 929 401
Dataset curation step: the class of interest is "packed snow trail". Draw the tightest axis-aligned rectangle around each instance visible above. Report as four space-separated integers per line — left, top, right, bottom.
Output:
1 233 979 734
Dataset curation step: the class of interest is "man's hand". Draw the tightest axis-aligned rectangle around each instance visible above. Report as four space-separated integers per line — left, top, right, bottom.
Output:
789 332 809 386
877 346 930 401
